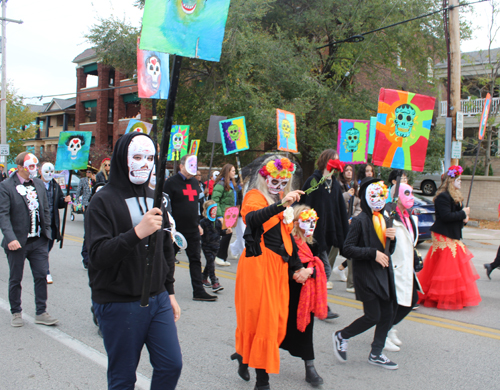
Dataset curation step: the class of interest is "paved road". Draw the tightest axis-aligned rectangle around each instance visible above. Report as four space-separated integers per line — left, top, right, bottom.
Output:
0 211 499 390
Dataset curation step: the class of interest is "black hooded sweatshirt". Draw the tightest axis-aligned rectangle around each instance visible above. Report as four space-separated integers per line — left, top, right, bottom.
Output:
85 132 176 304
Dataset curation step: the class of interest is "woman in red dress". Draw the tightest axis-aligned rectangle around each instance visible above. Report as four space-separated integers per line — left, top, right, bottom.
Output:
417 165 481 310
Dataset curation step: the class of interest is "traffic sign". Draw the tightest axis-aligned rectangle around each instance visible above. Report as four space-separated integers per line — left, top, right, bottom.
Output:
456 111 463 140
451 141 462 159
0 144 9 156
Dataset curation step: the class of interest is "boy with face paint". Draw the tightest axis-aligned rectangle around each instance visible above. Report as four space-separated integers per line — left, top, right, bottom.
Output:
333 178 399 370
0 152 58 327
199 200 232 292
38 162 72 284
85 133 182 389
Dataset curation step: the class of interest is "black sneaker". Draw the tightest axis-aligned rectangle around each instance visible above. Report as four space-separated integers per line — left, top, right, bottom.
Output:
368 353 398 370
212 282 224 292
332 331 348 363
193 291 218 301
202 279 211 288
325 306 339 319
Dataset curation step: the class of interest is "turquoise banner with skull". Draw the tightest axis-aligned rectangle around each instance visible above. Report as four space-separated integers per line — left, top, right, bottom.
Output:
54 131 93 171
337 119 369 164
167 125 190 161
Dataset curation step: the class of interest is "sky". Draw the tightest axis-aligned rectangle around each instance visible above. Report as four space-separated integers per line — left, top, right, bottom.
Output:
5 0 499 107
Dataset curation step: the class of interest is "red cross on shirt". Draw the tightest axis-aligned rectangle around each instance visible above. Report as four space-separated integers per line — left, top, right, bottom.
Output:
183 184 198 201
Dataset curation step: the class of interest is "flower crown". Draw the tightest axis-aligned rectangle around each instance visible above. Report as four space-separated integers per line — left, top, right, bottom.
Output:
326 159 345 173
299 209 319 222
447 165 463 178
259 157 296 179
372 181 389 197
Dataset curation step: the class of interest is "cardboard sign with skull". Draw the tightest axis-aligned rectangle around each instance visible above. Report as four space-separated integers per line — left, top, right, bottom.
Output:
222 205 240 229
337 119 369 164
125 119 153 135
137 37 170 99
276 109 298 153
167 125 190 161
55 131 92 171
219 117 249 155
140 0 231 63
372 88 436 172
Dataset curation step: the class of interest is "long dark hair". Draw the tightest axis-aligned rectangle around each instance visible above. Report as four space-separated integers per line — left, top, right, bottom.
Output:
215 163 237 192
338 164 357 192
356 163 375 182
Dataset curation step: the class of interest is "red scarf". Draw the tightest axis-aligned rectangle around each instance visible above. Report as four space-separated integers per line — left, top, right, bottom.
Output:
294 237 328 331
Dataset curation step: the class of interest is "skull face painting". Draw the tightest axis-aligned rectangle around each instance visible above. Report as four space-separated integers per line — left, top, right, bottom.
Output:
41 162 55 182
298 209 318 238
365 182 388 212
398 183 414 209
228 124 240 142
67 137 84 159
266 176 289 195
23 153 39 179
185 155 197 176
173 133 183 151
281 119 291 138
224 206 239 228
146 55 161 90
394 104 416 138
127 135 155 185
207 204 217 221
344 127 360 153
176 0 205 17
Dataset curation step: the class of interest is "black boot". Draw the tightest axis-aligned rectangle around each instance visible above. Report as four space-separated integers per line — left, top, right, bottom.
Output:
230 352 250 381
325 306 339 320
255 368 270 389
304 359 324 387
484 263 493 280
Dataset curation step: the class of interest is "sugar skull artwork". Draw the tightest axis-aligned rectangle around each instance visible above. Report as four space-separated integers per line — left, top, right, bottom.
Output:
167 125 190 161
276 109 298 153
219 117 249 155
372 88 436 172
337 119 369 164
137 37 170 99
140 0 231 62
125 119 153 135
222 206 240 229
189 139 200 156
55 131 92 171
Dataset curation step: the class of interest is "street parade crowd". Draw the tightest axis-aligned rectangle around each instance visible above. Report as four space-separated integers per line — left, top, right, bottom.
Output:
0 135 486 389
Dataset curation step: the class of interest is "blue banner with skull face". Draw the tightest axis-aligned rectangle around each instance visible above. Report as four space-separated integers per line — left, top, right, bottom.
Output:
337 119 369 164
219 116 249 155
55 131 92 171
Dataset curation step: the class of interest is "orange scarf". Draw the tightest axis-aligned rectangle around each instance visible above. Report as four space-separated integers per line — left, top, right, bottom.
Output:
372 211 386 248
294 237 328 331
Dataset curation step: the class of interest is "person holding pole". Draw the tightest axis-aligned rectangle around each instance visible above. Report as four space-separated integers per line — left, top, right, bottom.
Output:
86 132 182 389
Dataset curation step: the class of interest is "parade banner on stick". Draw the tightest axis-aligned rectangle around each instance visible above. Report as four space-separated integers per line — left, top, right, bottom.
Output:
372 88 436 172
167 125 190 161
219 117 249 155
137 37 170 99
125 119 153 135
189 139 200 156
276 109 298 153
368 116 377 154
54 131 92 171
337 119 369 164
140 0 231 62
479 93 491 140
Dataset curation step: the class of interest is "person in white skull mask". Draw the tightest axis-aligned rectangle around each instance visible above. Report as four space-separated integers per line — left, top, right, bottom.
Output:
38 162 71 284
333 177 399 370
84 132 182 389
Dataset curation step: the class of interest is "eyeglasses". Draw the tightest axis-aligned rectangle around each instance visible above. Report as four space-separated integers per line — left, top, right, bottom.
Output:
104 164 110 167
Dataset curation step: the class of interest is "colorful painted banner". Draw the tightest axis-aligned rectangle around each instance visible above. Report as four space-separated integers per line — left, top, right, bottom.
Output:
167 125 190 161
140 0 231 62
337 119 369 164
479 93 492 140
54 131 92 171
137 38 170 99
372 88 436 172
219 117 249 155
125 119 153 135
276 109 298 153
189 139 200 156
368 116 377 155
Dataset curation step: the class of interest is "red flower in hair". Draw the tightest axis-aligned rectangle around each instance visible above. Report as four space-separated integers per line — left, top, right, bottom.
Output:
326 159 344 173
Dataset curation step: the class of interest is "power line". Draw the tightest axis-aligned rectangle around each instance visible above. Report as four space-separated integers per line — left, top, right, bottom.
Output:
24 83 139 101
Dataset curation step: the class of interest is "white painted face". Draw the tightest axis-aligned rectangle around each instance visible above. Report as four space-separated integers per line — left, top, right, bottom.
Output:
299 218 316 238
453 177 461 189
67 137 82 159
365 182 387 212
185 155 197 176
127 135 155 185
41 163 55 182
23 153 39 179
266 176 289 195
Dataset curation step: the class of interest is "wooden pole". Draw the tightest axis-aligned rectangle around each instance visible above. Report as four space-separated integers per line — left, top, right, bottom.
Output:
449 0 461 166
59 170 73 249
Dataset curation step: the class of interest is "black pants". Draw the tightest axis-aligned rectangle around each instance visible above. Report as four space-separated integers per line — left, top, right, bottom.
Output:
392 284 418 326
340 296 394 356
489 246 500 270
216 233 232 260
174 230 204 296
202 247 218 282
6 237 49 315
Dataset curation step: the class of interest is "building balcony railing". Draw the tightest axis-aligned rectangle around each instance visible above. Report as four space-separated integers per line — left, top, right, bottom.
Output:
440 97 500 117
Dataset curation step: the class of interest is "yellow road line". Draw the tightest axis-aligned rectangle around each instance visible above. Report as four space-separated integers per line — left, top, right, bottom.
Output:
63 234 84 243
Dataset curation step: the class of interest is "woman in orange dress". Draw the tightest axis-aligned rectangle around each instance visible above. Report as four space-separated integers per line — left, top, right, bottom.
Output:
417 165 481 310
231 156 310 390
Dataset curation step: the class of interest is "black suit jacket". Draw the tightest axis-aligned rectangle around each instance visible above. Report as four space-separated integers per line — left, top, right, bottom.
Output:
47 179 67 241
430 191 466 240
0 174 51 248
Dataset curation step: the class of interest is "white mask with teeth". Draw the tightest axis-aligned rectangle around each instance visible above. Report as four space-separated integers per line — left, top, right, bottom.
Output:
127 135 155 185
266 176 289 195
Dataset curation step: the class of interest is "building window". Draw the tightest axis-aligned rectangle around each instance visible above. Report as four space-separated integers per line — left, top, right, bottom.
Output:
108 99 114 122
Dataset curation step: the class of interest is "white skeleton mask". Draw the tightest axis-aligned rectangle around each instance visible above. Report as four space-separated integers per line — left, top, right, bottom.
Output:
23 153 39 179
67 138 82 159
127 135 155 185
266 176 289 195
365 182 387 212
185 155 197 176
299 218 316 238
41 163 55 182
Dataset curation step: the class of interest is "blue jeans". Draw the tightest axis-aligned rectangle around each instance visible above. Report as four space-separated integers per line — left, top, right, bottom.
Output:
93 291 182 390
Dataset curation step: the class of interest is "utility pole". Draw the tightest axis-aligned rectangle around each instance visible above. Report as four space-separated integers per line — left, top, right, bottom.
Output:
0 0 23 163
449 0 461 167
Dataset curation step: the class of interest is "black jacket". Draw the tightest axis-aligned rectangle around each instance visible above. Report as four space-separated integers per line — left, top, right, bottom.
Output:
85 132 176 304
430 191 466 240
47 179 67 241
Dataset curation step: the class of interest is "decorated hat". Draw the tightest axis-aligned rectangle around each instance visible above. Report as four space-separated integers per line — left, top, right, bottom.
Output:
259 157 296 179
447 165 463 178
299 208 318 222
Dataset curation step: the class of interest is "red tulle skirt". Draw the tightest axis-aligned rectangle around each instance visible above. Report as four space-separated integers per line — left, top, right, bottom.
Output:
418 233 481 310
